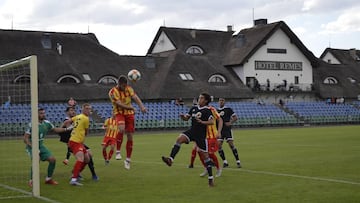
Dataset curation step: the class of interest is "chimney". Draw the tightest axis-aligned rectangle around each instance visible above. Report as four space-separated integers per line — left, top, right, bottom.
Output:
227 25 233 32
254 18 268 26
190 30 196 38
349 48 359 60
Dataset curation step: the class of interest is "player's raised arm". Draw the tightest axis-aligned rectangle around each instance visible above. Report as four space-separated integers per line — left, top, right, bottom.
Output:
62 118 73 128
132 94 147 113
52 126 73 134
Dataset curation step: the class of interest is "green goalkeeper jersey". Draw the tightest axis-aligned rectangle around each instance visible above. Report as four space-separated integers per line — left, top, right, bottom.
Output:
25 120 55 146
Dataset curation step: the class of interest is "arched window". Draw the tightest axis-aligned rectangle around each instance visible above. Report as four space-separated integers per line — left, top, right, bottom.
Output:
57 75 80 84
186 45 204 55
208 74 226 83
98 75 118 85
323 77 338 84
14 75 30 83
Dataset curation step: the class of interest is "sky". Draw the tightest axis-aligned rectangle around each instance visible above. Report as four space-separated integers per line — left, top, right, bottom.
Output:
0 0 359 57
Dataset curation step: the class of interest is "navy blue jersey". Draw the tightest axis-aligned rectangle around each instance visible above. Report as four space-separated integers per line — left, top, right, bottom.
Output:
187 105 213 136
182 105 213 150
217 106 236 131
58 117 72 143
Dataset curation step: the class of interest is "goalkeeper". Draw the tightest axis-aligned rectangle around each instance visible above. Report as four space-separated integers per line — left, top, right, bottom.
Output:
24 108 73 187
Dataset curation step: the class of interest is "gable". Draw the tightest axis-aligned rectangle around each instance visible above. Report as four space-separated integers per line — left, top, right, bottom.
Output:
235 29 313 87
151 31 176 54
259 29 312 63
321 52 341 64
224 21 317 68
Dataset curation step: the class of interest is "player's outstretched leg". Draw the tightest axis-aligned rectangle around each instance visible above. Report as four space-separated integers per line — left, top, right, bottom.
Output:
162 142 181 167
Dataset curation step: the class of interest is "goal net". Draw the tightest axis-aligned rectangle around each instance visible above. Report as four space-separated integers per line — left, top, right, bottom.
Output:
0 55 40 199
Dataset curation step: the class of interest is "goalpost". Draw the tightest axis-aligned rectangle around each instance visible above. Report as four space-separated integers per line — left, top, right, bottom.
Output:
0 56 40 199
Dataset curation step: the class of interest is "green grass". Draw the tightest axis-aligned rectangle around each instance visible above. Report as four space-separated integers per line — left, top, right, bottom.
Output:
1 125 360 203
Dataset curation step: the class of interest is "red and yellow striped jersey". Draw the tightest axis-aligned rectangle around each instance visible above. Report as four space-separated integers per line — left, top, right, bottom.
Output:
108 85 135 115
103 117 119 139
206 106 220 139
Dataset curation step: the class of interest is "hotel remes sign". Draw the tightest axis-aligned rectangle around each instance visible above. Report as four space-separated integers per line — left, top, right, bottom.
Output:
255 61 302 71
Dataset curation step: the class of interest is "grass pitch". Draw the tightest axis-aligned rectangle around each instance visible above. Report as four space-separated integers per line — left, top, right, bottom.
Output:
1 125 360 203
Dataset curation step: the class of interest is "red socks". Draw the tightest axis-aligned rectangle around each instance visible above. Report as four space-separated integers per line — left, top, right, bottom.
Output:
126 140 133 158
209 153 219 169
72 161 86 178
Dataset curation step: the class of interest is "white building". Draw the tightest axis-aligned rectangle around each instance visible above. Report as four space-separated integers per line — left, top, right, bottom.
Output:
224 19 317 92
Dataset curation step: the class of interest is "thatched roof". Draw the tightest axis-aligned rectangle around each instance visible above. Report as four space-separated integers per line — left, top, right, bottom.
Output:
0 29 166 101
147 27 253 99
2 23 358 102
315 48 360 98
224 21 318 67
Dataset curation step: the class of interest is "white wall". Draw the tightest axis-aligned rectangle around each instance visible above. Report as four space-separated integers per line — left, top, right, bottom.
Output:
233 65 244 83
239 29 313 91
321 52 341 64
151 31 176 54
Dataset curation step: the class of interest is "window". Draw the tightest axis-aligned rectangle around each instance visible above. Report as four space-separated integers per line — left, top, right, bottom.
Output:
235 34 246 48
348 77 356 84
57 75 80 84
323 77 338 84
41 33 52 49
98 76 117 85
179 73 194 81
185 46 204 55
208 74 226 83
82 73 91 81
267 48 287 54
294 76 299 84
145 57 156 69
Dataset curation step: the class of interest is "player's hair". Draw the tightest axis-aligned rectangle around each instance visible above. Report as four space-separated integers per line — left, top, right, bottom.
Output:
118 75 128 85
38 108 45 112
219 97 225 101
200 92 211 105
82 103 91 109
65 106 74 112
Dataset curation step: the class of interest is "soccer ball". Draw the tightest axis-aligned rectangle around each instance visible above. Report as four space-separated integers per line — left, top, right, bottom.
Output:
127 69 141 82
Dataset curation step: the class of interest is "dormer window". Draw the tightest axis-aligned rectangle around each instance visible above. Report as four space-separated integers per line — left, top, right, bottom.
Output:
179 73 194 81
186 46 204 55
348 77 356 84
323 77 338 84
145 57 156 69
14 75 30 84
98 75 117 85
208 74 226 83
41 33 52 49
57 75 80 84
82 73 91 81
